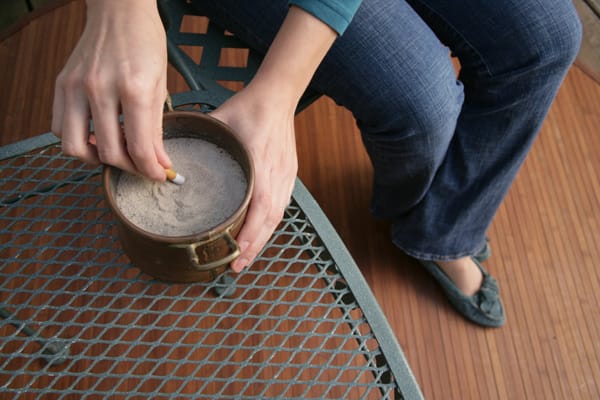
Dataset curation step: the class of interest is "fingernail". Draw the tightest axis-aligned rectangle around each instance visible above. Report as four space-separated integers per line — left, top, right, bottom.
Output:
232 258 248 273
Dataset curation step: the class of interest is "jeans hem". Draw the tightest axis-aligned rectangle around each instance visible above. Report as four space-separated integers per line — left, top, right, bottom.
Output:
393 240 484 262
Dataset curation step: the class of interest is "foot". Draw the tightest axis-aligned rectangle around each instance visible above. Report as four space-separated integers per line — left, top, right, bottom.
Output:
416 257 506 327
436 257 483 296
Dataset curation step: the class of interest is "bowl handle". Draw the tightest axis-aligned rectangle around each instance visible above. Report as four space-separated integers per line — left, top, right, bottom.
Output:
172 230 240 271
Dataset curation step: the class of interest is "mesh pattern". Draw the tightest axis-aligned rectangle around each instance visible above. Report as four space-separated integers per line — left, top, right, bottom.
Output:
1 143 409 399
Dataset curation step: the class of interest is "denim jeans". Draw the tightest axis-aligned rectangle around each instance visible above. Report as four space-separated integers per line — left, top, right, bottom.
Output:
194 0 582 260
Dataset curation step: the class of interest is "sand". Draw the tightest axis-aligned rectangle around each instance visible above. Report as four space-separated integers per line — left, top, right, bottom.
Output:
115 137 247 236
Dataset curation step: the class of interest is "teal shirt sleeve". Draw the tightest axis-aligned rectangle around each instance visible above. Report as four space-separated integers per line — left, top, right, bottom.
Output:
288 0 362 35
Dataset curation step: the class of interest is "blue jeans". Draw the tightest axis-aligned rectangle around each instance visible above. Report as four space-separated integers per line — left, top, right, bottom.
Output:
195 0 582 260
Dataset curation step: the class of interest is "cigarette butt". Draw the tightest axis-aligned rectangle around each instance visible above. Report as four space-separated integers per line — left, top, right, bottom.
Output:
165 168 185 185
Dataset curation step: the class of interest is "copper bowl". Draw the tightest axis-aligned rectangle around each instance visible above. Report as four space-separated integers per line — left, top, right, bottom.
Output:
103 111 254 282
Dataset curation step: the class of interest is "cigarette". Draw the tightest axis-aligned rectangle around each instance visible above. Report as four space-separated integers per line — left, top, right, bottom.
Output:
165 168 185 185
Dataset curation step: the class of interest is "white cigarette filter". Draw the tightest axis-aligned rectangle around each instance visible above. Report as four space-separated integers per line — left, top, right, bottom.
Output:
165 168 186 185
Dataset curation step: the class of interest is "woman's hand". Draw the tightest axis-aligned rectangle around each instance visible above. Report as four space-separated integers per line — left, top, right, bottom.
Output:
212 6 337 272
211 86 298 273
52 0 170 181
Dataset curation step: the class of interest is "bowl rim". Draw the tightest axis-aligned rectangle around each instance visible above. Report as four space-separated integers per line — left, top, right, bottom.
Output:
102 111 255 244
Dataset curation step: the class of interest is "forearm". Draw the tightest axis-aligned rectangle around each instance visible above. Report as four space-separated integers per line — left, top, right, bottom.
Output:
246 6 338 109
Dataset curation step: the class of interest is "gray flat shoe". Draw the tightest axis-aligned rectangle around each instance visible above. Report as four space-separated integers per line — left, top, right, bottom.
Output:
417 257 505 328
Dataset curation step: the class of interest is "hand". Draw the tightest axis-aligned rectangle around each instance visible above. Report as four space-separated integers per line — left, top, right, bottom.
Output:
51 0 170 181
211 87 298 273
210 6 337 272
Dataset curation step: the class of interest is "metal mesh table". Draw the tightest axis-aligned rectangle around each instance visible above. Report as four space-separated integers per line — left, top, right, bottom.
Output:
0 135 423 399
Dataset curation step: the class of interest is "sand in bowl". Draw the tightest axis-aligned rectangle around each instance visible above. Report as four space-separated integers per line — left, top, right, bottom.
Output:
115 137 247 237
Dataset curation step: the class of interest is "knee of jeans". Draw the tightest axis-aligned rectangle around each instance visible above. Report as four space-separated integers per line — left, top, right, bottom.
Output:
348 67 465 217
507 8 582 78
537 10 582 72
359 79 463 190
358 76 463 152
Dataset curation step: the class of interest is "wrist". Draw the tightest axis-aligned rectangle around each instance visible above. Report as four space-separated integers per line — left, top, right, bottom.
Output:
243 6 336 111
244 77 302 115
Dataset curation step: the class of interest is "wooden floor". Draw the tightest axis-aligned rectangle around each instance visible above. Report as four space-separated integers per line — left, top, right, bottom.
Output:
1 2 599 399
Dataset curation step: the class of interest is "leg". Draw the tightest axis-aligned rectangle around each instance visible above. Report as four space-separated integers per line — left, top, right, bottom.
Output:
389 0 580 325
391 0 583 259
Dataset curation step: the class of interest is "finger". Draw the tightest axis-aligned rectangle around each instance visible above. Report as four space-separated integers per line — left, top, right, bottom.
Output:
60 88 100 164
230 183 287 273
154 138 172 169
230 196 271 273
51 78 65 138
121 88 167 181
271 165 296 219
153 92 172 168
88 93 136 174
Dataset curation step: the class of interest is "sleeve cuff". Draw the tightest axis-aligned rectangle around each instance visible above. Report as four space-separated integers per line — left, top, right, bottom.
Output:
288 0 362 35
